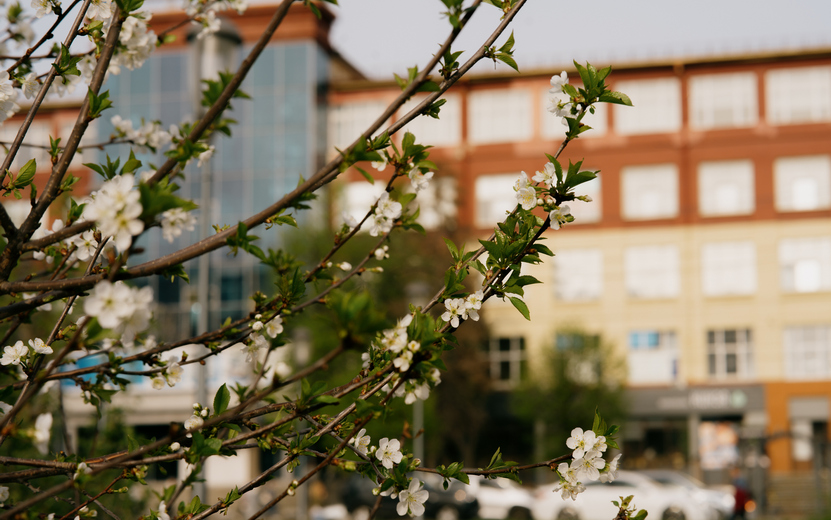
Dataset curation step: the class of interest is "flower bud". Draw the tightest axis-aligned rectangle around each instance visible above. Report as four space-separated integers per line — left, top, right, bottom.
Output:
200 408 208 417
170 442 181 451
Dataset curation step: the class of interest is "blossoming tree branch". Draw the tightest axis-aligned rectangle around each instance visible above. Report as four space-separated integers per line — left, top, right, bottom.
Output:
0 0 641 518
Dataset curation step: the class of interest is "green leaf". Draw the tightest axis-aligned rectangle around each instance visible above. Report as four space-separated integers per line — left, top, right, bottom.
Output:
498 31 515 53
11 159 36 189
443 238 460 261
598 90 633 106
356 166 374 184
496 53 519 72
213 383 230 415
508 297 530 320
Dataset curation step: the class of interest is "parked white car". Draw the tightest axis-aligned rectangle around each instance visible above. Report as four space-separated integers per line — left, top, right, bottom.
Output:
642 470 735 520
468 475 535 520
531 471 708 520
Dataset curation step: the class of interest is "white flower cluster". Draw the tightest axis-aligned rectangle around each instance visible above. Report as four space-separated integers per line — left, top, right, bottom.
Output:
239 315 283 363
87 0 113 22
83 174 143 252
0 72 19 123
374 245 390 260
549 204 571 231
150 356 183 390
31 0 60 18
408 167 434 194
183 0 248 40
184 403 208 432
394 367 440 405
107 11 158 74
514 172 536 211
547 71 573 126
441 290 483 329
1 338 53 366
160 208 197 243
110 115 174 152
397 478 429 517
83 281 154 346
554 428 621 500
369 192 402 237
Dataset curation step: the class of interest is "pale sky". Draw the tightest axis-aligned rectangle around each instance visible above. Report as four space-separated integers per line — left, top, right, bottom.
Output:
328 0 831 79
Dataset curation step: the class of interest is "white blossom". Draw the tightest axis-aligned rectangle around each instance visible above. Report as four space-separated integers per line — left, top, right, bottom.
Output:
553 462 585 500
160 208 197 243
599 453 621 483
465 291 483 322
349 428 371 456
549 71 569 92
274 361 292 379
83 174 144 252
374 245 389 260
403 382 430 405
0 485 7 503
549 204 571 230
397 478 429 517
440 298 466 328
28 338 52 355
196 10 221 40
196 145 215 167
72 231 99 262
371 155 387 171
83 281 137 329
33 413 52 454
1 341 28 366
166 360 183 387
514 172 536 211
87 0 112 21
184 414 204 431
408 168 434 193
21 72 40 99
375 437 403 469
393 350 413 372
74 462 92 480
571 451 605 482
151 376 165 390
265 316 283 338
566 428 598 459
532 162 557 189
157 501 170 520
337 262 352 271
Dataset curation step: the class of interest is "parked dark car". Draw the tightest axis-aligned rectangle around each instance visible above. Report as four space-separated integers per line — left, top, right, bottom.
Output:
342 473 479 520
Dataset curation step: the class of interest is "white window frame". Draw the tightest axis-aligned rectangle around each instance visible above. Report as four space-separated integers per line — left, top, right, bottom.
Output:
784 325 831 380
399 94 461 147
766 66 831 125
474 173 517 228
468 89 532 144
487 337 525 390
707 329 754 379
779 237 831 293
701 241 757 297
613 77 682 135
328 100 388 151
553 249 603 302
624 244 680 299
627 330 678 384
774 155 831 212
689 72 758 130
697 160 755 217
621 164 679 221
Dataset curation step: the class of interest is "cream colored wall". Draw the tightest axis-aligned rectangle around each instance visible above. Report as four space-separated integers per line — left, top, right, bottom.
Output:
482 217 831 386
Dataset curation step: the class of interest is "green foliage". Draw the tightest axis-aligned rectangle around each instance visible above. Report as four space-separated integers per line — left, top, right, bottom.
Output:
3 158 36 199
512 330 628 460
87 89 113 120
52 44 82 78
115 0 144 15
436 461 469 488
481 447 521 483
226 221 266 260
138 175 197 222
213 383 231 415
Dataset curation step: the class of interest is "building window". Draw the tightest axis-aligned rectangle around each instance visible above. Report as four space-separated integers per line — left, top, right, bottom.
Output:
474 173 517 227
624 245 680 299
774 155 831 212
541 88 607 140
399 94 461 147
628 331 678 384
328 100 388 151
707 329 753 379
486 337 525 389
0 121 51 171
784 326 831 379
701 241 757 297
568 174 601 224
689 72 758 130
779 237 831 293
621 164 679 221
697 160 755 216
613 78 681 135
766 66 831 125
338 181 386 227
553 248 603 301
468 89 532 144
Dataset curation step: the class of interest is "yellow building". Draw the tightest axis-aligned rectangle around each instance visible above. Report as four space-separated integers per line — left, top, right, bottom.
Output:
331 49 831 502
